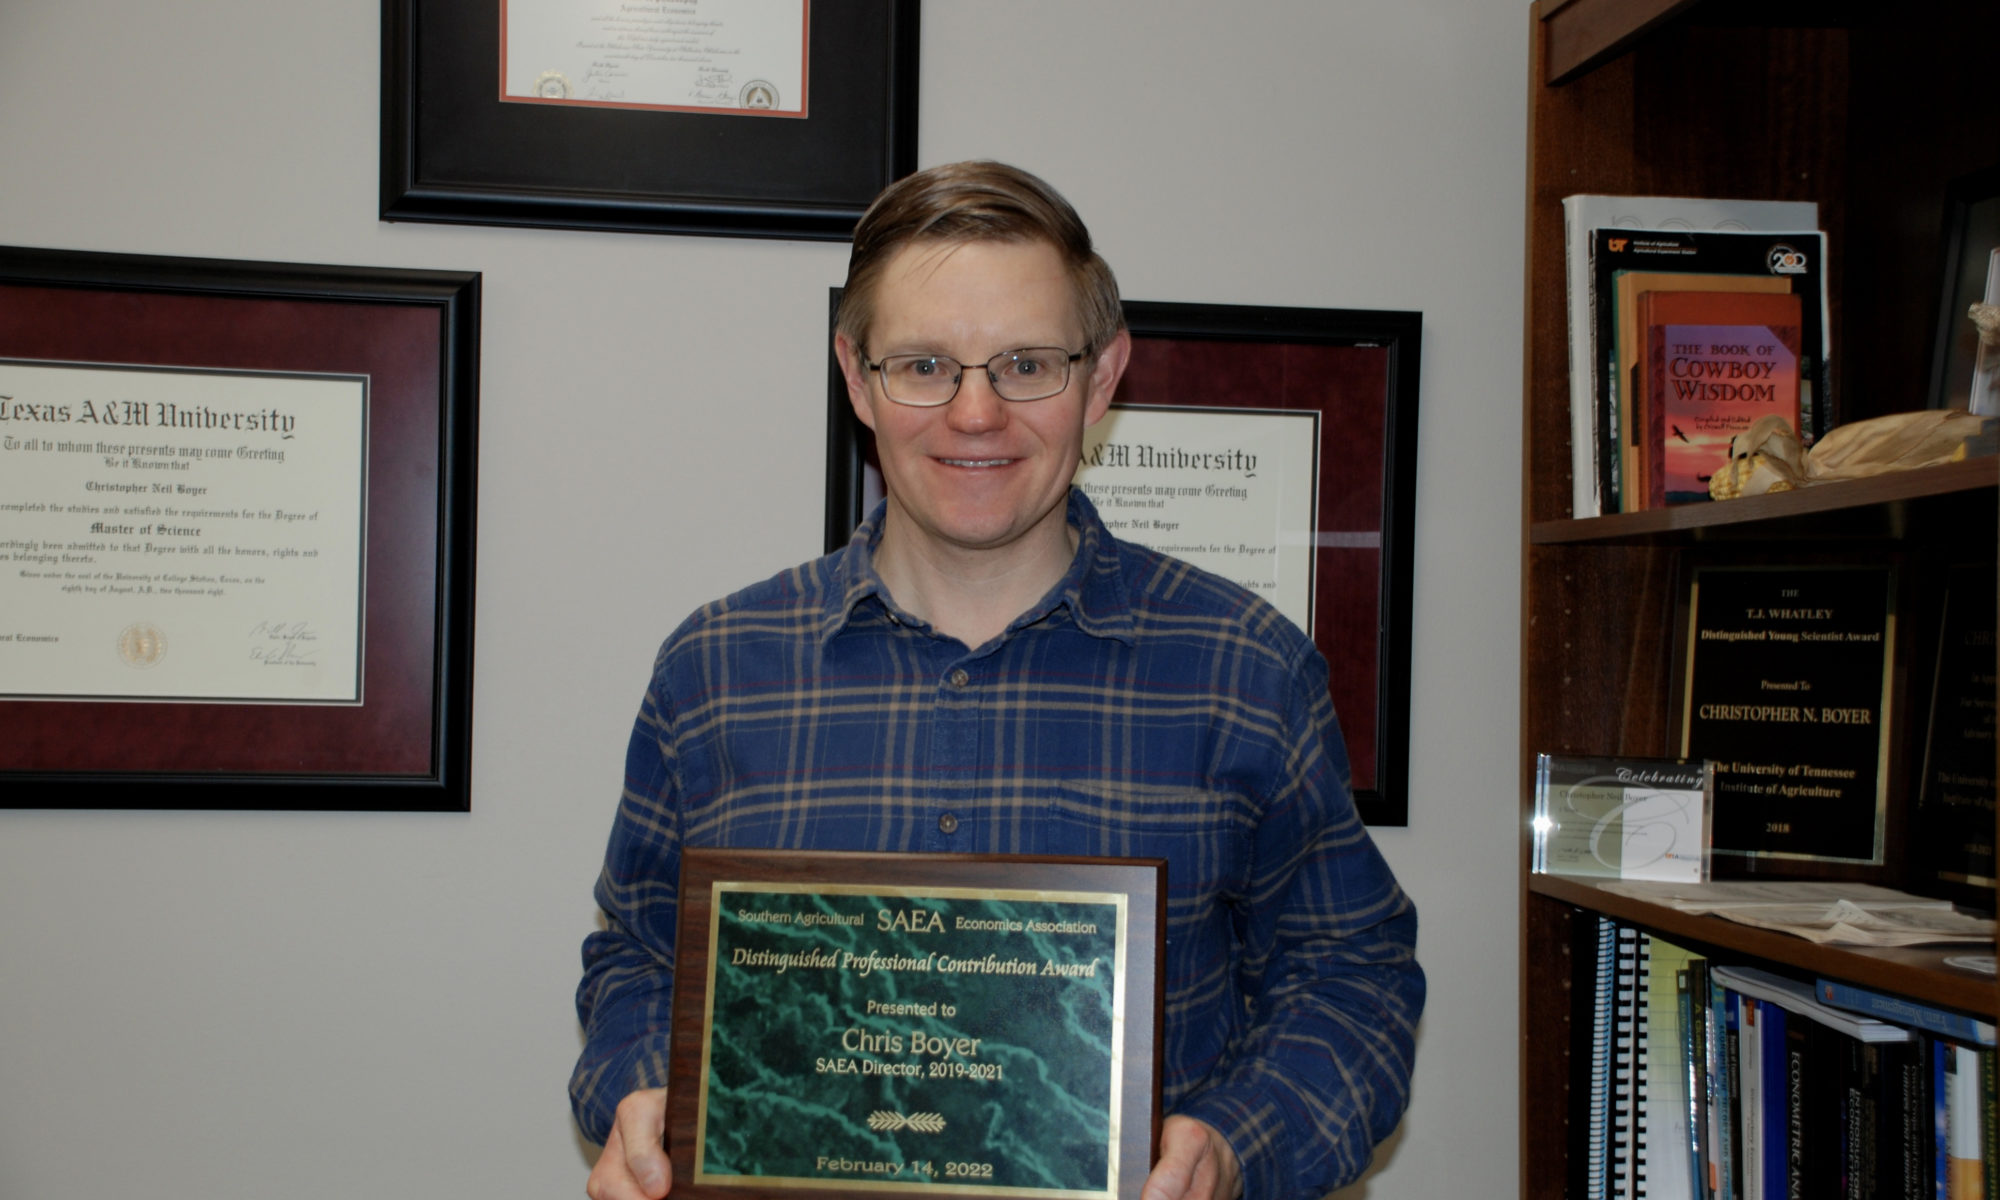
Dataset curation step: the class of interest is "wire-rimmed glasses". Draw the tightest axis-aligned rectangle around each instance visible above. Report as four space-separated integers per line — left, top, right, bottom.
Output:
863 346 1086 407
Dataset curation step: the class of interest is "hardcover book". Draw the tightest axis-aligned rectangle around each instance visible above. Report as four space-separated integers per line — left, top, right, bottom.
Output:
1635 290 1803 509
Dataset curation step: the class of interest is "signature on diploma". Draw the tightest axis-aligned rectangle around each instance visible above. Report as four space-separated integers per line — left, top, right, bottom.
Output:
248 620 320 667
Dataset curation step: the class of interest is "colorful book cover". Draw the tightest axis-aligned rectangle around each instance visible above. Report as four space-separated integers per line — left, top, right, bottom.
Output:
1637 290 1803 508
1611 271 1791 511
1587 227 1829 512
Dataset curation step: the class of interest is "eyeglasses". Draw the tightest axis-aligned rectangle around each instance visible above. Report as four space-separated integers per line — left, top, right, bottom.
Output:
863 346 1086 407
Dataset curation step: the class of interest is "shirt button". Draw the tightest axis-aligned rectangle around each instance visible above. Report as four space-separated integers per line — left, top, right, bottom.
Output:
949 668 970 688
938 812 959 834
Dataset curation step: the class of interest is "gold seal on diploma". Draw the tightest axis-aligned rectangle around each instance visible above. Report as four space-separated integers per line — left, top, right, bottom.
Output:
739 80 778 109
117 623 167 669
534 70 571 99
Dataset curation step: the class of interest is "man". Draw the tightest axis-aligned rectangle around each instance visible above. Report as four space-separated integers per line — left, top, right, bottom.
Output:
573 160 1423 1200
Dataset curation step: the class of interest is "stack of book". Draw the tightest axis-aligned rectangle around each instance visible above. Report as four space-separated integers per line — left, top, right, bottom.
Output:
1562 195 1832 518
1577 915 1997 1199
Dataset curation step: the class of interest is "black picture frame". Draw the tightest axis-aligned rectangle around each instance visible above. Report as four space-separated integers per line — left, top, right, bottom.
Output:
0 245 480 811
381 0 920 240
1927 164 2000 412
825 297 1422 826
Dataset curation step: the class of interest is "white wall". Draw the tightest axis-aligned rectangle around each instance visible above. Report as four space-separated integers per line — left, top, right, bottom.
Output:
0 2 1526 1196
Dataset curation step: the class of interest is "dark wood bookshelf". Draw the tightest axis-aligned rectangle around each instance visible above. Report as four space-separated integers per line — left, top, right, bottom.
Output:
1518 0 1999 1194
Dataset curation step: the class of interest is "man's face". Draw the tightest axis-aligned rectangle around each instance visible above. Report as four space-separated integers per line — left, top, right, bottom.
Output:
836 238 1128 565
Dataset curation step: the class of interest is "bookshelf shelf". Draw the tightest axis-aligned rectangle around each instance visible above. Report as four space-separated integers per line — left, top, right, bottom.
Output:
1527 875 1995 1018
1527 457 1998 546
1518 0 1998 1194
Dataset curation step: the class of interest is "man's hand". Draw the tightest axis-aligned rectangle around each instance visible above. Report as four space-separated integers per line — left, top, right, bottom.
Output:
586 1088 671 1200
1142 1115 1242 1200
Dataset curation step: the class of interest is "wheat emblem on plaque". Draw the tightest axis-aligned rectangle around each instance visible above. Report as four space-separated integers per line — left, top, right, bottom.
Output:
867 1111 947 1133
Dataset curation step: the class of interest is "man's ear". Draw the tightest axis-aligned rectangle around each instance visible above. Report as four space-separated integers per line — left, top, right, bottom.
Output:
833 332 878 432
1082 328 1132 427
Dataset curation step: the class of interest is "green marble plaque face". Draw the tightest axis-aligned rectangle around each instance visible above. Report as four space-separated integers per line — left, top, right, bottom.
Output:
692 883 1128 1196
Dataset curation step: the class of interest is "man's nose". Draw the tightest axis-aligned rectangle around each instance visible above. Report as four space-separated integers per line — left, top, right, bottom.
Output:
944 368 1009 431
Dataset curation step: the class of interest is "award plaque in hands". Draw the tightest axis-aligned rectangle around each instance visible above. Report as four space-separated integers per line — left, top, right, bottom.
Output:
669 850 1165 1199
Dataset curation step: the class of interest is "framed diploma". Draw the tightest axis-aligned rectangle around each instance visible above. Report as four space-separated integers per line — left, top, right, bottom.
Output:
0 245 479 811
1673 562 1902 875
671 849 1164 1200
824 299 1423 826
382 0 920 240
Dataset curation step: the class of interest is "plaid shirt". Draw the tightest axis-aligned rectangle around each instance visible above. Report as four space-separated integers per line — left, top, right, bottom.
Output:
572 489 1423 1198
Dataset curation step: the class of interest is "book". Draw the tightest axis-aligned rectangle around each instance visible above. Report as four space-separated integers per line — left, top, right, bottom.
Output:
1937 1040 1951 1200
1787 1014 1849 1200
1893 1037 1933 1200
1583 917 1618 1200
1710 966 1915 1045
1644 933 1704 1198
1635 290 1804 508
1815 978 1997 1048
1612 271 1793 509
1559 194 1817 518
1588 227 1830 512
1533 754 1712 882
1758 998 1788 1200
1980 1048 1994 1200
1711 972 1738 1199
1741 995 1763 1200
1947 1044 1983 1199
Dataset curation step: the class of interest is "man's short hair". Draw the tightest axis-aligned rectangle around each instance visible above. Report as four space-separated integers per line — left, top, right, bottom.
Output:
836 160 1124 358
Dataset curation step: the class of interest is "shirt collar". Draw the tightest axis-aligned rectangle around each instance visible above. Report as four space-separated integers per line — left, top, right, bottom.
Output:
819 488 1138 648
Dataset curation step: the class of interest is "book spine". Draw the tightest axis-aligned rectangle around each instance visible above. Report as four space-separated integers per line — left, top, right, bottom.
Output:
1762 1001 1787 1200
1949 1043 1984 1199
1788 1019 1809 1200
1902 1036 1935 1200
1713 974 1738 1200
1939 1040 1952 1200
1983 1048 1996 1200
1742 996 1762 1200
1844 1033 1866 1200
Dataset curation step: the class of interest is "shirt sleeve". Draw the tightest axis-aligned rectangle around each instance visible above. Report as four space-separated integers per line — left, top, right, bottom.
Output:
1169 643 1426 1199
569 662 686 1145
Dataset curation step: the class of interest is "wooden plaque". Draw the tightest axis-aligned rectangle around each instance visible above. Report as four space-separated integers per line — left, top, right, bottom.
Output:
669 850 1165 1200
